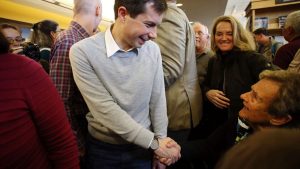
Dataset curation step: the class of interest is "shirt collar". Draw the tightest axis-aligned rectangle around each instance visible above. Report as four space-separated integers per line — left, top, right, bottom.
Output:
105 25 139 57
70 21 90 39
105 26 121 57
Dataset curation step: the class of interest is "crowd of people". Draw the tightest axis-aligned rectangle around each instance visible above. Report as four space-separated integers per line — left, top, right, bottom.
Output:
1 0 300 169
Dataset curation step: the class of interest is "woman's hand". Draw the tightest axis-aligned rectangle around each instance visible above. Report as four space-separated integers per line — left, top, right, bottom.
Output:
206 89 230 109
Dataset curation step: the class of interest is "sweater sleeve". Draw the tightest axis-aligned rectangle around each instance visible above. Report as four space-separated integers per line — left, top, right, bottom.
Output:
69 44 154 149
23 60 79 169
149 46 168 138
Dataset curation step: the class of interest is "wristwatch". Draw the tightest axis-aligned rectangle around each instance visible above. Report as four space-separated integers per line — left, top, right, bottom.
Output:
149 137 159 151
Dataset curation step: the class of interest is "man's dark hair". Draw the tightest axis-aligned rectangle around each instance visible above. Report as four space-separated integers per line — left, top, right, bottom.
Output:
0 31 10 54
253 28 269 36
114 0 167 19
259 70 300 128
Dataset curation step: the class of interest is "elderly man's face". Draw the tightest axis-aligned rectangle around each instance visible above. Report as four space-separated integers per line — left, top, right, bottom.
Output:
194 24 209 51
239 79 280 127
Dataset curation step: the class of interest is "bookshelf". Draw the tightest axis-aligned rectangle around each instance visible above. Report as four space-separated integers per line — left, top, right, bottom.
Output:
245 0 300 36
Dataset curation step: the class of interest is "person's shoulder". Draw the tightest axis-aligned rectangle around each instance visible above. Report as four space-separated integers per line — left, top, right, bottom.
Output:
163 3 187 21
143 40 160 52
274 42 291 56
241 50 260 57
73 32 104 49
206 49 215 57
239 50 265 62
4 54 43 72
53 31 76 49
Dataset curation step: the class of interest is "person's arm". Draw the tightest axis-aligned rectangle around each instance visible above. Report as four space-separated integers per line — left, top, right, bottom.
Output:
24 60 79 169
49 39 73 115
287 49 300 72
155 11 186 88
69 44 154 149
149 45 168 138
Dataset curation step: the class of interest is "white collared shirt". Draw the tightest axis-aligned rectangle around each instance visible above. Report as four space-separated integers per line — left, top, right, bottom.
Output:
105 26 135 57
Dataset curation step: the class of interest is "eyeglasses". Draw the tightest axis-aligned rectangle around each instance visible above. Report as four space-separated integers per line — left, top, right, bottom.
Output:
6 36 25 44
195 31 208 37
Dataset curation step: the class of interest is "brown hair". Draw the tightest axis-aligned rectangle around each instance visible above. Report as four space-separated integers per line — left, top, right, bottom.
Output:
259 70 300 128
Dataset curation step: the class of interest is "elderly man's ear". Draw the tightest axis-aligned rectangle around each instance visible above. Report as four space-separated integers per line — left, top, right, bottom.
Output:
270 115 292 126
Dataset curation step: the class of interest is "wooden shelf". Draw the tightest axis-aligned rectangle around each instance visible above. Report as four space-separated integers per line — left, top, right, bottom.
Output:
268 28 282 36
245 0 300 34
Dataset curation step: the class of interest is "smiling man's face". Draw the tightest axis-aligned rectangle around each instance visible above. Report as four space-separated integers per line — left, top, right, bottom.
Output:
239 79 280 128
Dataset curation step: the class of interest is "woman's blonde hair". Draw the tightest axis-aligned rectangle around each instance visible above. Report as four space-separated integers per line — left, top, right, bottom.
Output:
210 15 255 52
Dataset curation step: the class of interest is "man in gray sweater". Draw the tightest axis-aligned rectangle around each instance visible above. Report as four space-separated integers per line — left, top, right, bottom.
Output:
69 0 181 169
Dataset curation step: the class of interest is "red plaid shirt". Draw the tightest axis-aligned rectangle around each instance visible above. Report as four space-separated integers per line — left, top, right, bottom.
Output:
49 21 90 149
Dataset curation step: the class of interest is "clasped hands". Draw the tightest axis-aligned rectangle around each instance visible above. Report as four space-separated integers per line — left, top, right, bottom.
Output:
153 137 181 166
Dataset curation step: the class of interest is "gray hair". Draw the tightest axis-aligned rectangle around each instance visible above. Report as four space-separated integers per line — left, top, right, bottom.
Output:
192 22 209 35
285 10 300 35
259 70 300 128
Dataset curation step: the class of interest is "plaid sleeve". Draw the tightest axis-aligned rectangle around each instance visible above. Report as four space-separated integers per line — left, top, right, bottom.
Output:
50 38 74 120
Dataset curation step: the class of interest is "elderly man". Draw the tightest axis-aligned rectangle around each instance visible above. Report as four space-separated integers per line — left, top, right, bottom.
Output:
180 70 300 169
238 70 300 132
192 22 214 85
274 10 300 69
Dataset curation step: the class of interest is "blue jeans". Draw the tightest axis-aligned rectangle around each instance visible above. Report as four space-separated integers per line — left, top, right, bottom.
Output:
86 134 152 169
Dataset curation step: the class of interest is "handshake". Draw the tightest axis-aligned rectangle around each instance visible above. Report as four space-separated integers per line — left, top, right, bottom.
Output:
152 137 181 167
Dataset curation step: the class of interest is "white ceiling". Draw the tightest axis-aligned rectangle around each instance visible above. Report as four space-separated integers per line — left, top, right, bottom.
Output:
225 0 250 27
177 0 228 30
177 0 250 31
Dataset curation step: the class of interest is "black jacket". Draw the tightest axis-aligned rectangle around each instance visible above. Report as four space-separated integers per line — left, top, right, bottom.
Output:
203 48 272 118
184 48 271 168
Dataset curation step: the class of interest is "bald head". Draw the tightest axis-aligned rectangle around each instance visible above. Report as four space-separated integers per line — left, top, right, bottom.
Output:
72 0 102 35
73 0 102 16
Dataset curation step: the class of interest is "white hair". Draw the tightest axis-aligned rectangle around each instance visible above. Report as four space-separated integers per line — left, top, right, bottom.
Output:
193 22 209 36
286 10 300 35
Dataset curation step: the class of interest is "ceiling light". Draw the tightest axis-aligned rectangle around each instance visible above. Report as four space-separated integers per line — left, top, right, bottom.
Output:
176 3 183 7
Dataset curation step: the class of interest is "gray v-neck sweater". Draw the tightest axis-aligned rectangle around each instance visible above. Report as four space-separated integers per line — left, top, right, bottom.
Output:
69 32 168 148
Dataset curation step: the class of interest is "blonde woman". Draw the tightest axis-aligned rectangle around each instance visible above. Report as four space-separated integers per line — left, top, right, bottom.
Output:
182 16 272 169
